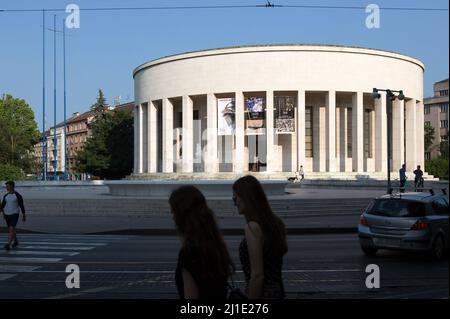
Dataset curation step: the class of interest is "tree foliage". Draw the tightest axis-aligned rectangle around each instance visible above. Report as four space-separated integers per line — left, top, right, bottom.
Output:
0 94 40 173
425 158 449 180
75 90 133 179
424 122 435 151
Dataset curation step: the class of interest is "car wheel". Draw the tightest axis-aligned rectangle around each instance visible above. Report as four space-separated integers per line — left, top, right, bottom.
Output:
429 235 445 261
361 245 378 256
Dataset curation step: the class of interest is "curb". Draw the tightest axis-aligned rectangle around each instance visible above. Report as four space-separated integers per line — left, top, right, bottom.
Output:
4 227 358 236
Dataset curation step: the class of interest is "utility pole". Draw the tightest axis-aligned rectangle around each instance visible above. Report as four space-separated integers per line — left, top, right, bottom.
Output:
53 14 57 180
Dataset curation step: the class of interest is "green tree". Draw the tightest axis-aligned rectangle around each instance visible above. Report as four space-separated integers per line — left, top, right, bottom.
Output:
75 92 133 179
105 110 134 179
425 158 449 180
0 94 40 172
90 89 109 120
424 122 435 151
0 164 25 181
440 131 449 159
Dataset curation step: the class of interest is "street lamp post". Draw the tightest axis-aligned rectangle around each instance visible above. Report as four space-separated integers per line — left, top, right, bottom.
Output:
63 19 68 181
372 88 405 194
42 10 46 181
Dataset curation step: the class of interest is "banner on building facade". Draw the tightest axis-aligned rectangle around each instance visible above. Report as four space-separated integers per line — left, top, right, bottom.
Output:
217 98 235 135
246 97 265 129
274 96 295 133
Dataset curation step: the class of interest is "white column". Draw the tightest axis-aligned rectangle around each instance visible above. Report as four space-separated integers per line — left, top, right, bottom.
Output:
405 99 417 171
162 98 173 173
206 93 218 173
352 92 364 172
297 90 306 171
137 104 144 173
266 90 275 173
149 101 158 173
392 98 405 171
416 101 425 168
375 92 387 172
326 90 336 172
133 104 139 174
339 107 348 172
182 95 194 173
142 103 149 173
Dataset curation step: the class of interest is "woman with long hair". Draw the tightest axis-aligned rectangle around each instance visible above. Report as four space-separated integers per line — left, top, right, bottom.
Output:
232 175 288 299
169 185 234 299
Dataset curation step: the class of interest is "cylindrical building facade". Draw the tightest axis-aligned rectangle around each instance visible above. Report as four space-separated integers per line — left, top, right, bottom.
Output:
133 44 425 177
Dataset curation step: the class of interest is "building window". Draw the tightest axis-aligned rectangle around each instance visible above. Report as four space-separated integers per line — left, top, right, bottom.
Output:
440 90 449 97
441 135 448 141
424 105 431 114
440 120 449 128
440 103 449 113
347 109 352 158
305 106 313 158
364 109 373 158
425 152 431 160
425 121 431 127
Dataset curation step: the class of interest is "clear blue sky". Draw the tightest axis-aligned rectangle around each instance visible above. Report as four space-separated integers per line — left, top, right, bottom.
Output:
0 0 448 130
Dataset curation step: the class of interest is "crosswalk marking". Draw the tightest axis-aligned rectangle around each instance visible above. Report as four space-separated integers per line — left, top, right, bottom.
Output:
20 246 95 251
0 274 16 281
20 241 106 246
2 250 79 256
0 234 123 282
0 265 40 272
0 257 62 263
18 234 129 240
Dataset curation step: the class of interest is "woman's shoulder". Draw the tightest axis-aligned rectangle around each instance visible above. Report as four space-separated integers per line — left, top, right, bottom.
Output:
245 221 263 238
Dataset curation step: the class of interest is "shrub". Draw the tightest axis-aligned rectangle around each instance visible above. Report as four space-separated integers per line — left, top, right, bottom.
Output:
0 164 25 181
425 158 449 181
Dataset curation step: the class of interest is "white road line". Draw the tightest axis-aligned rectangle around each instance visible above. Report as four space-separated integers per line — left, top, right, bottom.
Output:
0 257 62 263
20 242 106 246
2 251 79 256
20 246 95 251
0 274 16 281
0 265 40 272
18 235 129 240
283 269 361 273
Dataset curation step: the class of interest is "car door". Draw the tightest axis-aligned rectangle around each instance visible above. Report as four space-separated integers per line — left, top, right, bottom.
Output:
429 197 449 240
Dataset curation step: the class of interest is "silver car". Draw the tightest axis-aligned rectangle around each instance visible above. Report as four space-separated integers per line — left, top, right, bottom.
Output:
358 191 449 260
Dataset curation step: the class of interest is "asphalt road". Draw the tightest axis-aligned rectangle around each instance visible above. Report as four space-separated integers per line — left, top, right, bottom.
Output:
0 233 448 299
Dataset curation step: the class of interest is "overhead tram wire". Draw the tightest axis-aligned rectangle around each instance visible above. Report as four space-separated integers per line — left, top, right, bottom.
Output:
0 3 448 13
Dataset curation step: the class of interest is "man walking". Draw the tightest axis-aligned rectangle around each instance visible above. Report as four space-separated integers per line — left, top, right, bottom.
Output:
413 165 424 192
299 165 305 181
399 164 407 193
1 181 26 251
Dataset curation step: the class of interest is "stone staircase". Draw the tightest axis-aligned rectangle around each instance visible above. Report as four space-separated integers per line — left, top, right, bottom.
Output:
128 171 439 181
24 197 371 217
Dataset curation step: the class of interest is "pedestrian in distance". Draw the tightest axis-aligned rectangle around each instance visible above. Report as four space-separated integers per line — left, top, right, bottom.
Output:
299 165 305 181
169 185 234 299
413 165 424 192
1 181 26 251
399 164 407 193
232 175 288 299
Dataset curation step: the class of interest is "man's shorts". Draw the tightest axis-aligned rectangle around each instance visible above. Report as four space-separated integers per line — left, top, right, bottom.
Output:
4 214 19 228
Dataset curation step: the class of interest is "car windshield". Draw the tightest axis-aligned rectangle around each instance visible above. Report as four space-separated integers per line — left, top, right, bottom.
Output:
366 199 426 217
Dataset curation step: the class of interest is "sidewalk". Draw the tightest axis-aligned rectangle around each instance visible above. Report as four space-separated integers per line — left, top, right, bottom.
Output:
2 213 360 236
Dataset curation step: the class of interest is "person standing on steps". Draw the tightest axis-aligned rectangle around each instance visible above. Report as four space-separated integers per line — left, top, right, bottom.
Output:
399 164 407 193
1 181 26 251
413 165 424 192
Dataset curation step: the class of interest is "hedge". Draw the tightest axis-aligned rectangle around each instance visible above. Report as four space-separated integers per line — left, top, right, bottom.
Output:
0 164 25 181
425 158 449 181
